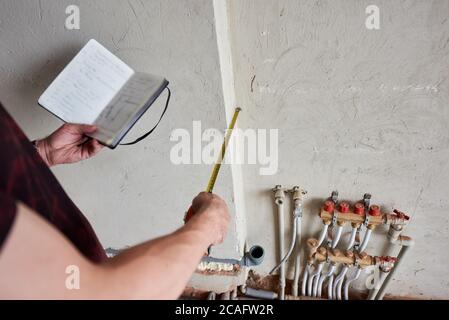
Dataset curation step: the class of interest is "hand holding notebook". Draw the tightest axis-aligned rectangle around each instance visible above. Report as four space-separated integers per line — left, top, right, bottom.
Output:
38 39 169 149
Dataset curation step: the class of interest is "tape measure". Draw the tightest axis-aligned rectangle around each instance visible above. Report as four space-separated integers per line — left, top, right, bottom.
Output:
205 107 241 193
184 107 241 223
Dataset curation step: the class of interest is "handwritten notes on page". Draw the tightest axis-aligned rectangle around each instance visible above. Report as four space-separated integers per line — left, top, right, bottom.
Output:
38 39 134 124
94 73 162 133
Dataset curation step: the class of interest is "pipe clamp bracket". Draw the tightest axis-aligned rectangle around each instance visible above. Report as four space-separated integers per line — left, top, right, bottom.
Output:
354 256 360 267
332 212 338 226
363 214 370 227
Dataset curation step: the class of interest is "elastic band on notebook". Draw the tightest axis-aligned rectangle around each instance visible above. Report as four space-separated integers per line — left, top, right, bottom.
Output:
119 87 171 146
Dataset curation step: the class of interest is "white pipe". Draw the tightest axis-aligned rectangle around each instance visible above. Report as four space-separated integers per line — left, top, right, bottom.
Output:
343 267 361 300
301 264 311 296
231 288 238 300
274 186 286 300
277 200 285 300
312 273 321 297
289 188 305 296
358 228 372 252
331 225 343 248
307 270 314 296
221 291 231 300
333 265 349 300
367 271 388 300
292 217 302 296
272 190 305 298
307 263 324 296
243 287 278 300
346 227 357 250
367 225 401 300
375 234 414 300
317 264 336 298
327 275 335 300
269 217 297 274
336 267 349 300
207 292 216 300
317 224 329 246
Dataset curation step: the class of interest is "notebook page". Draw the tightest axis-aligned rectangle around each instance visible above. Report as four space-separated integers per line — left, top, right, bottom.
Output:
92 72 166 143
38 39 134 124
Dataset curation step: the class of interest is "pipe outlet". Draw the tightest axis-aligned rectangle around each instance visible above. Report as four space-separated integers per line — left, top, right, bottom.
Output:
244 245 265 267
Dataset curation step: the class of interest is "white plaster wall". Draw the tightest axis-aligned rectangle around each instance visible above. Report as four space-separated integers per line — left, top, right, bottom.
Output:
227 0 449 298
2 0 449 298
0 0 245 291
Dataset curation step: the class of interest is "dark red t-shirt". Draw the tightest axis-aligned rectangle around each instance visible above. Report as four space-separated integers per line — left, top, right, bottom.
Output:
0 103 106 263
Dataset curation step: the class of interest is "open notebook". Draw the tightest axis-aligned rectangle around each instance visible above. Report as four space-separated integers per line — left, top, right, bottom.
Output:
38 39 169 148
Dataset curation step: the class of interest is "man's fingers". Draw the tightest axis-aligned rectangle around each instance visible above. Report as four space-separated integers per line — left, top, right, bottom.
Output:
77 136 90 146
81 139 104 159
88 139 104 155
191 192 213 211
62 123 98 134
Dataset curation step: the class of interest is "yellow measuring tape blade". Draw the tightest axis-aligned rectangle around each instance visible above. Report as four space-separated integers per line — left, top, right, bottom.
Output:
205 107 241 193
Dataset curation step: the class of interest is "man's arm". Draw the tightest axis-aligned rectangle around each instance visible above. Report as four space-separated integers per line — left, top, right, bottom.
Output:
0 192 229 299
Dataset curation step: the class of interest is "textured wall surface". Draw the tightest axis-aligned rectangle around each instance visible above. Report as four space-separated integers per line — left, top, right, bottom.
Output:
0 0 245 291
228 0 449 298
1 0 449 298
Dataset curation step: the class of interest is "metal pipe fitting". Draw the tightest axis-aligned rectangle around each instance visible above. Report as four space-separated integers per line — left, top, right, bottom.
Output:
200 245 265 268
244 245 265 267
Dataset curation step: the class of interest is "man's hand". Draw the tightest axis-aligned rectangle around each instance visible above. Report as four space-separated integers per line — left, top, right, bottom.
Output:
188 192 230 246
36 124 104 167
